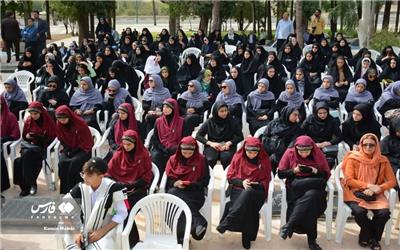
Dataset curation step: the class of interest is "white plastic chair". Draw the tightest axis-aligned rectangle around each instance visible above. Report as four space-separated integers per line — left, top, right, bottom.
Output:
53 127 103 189
96 110 109 133
132 97 144 122
369 49 380 62
278 173 335 240
135 69 145 98
2 138 22 187
121 193 192 250
7 70 35 102
179 47 202 66
149 163 160 195
254 125 267 139
219 165 274 241
32 85 47 101
159 166 214 239
395 169 400 245
334 163 396 245
373 100 383 125
144 129 154 149
224 45 237 57
393 47 400 57
302 44 313 57
9 137 59 191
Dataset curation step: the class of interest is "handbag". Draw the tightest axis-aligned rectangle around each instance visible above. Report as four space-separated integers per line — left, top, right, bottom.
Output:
322 145 338 157
291 177 327 193
20 140 43 153
353 164 381 202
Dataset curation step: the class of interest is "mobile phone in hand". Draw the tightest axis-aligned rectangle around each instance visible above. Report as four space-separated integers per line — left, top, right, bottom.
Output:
299 165 312 173
181 181 191 186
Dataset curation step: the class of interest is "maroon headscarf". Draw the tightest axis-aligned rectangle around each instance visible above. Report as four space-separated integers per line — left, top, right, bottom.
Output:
155 98 184 149
228 137 272 196
278 135 331 179
23 101 56 147
0 96 20 140
165 136 206 182
55 105 93 153
114 103 139 146
107 130 153 184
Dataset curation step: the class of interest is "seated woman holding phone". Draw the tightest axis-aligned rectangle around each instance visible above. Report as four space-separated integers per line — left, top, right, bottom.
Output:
277 136 331 250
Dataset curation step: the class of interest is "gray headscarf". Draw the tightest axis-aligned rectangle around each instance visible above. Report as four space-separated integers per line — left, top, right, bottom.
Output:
104 79 131 111
278 79 304 108
179 80 209 108
313 75 339 100
248 78 275 110
2 78 27 106
215 79 244 107
142 74 171 108
70 76 103 111
344 78 374 103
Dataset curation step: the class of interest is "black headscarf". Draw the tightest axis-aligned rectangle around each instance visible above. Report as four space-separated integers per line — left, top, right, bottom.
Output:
265 105 300 138
205 101 238 142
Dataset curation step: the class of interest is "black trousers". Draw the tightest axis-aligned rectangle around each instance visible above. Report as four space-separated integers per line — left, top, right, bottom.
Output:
14 149 43 192
286 189 327 241
183 114 202 134
168 187 207 242
219 188 265 242
346 201 390 242
203 146 236 169
58 151 91 194
276 39 286 53
308 34 324 44
150 147 173 183
1 148 10 192
4 39 20 61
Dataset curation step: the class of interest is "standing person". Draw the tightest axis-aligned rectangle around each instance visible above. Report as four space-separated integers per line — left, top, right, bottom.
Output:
20 18 37 51
275 12 294 53
1 11 21 62
31 10 48 57
307 9 325 44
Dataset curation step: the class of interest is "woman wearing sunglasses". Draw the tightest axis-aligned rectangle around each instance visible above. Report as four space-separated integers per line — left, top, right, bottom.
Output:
38 75 69 118
341 133 396 250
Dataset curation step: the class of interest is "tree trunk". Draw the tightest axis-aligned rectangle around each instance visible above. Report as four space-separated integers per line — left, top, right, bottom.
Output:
199 15 209 32
267 0 272 40
295 0 304 48
169 16 177 36
359 0 375 48
396 1 400 32
45 0 51 39
152 0 157 26
89 13 94 38
239 8 244 31
330 0 337 39
112 7 116 30
1 0 5 22
290 0 294 20
374 2 379 32
211 0 221 31
78 12 89 45
22 0 33 25
357 0 362 20
176 14 180 32
252 1 256 33
63 20 68 35
382 1 392 31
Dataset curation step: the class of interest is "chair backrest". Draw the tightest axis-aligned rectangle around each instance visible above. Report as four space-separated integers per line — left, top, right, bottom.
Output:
122 193 192 250
369 49 380 62
135 69 145 98
396 169 400 187
89 127 101 156
302 44 313 57
8 70 35 101
132 97 144 122
393 46 400 56
144 128 154 149
225 45 237 56
182 47 201 59
149 163 160 194
334 163 345 208
254 125 267 139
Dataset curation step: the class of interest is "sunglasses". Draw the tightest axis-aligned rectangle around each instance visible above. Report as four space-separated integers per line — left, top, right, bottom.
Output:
108 88 117 93
148 79 154 82
188 84 195 87
220 85 228 89
362 143 376 148
47 84 57 88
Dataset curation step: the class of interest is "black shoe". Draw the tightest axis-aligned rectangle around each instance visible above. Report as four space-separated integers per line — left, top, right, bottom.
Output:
19 190 30 197
216 225 226 234
30 185 37 195
308 240 322 250
279 224 293 240
358 240 369 248
242 237 251 249
6 58 11 63
369 239 381 250
195 225 206 236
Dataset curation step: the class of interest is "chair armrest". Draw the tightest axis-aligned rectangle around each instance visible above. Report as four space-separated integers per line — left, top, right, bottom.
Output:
159 172 167 193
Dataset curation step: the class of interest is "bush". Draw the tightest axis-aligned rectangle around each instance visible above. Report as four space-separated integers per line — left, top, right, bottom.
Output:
370 31 400 52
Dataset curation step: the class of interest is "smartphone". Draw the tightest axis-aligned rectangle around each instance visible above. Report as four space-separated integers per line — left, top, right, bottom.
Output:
299 165 312 173
181 181 191 186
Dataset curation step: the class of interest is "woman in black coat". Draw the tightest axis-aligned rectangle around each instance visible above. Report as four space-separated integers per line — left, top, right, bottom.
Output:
240 49 258 99
176 53 202 92
342 103 381 150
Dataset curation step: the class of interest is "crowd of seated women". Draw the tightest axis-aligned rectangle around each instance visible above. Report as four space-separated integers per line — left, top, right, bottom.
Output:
1 26 400 250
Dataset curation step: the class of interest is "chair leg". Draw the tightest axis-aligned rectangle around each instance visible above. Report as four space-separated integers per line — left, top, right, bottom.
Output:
335 209 348 244
384 216 392 246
